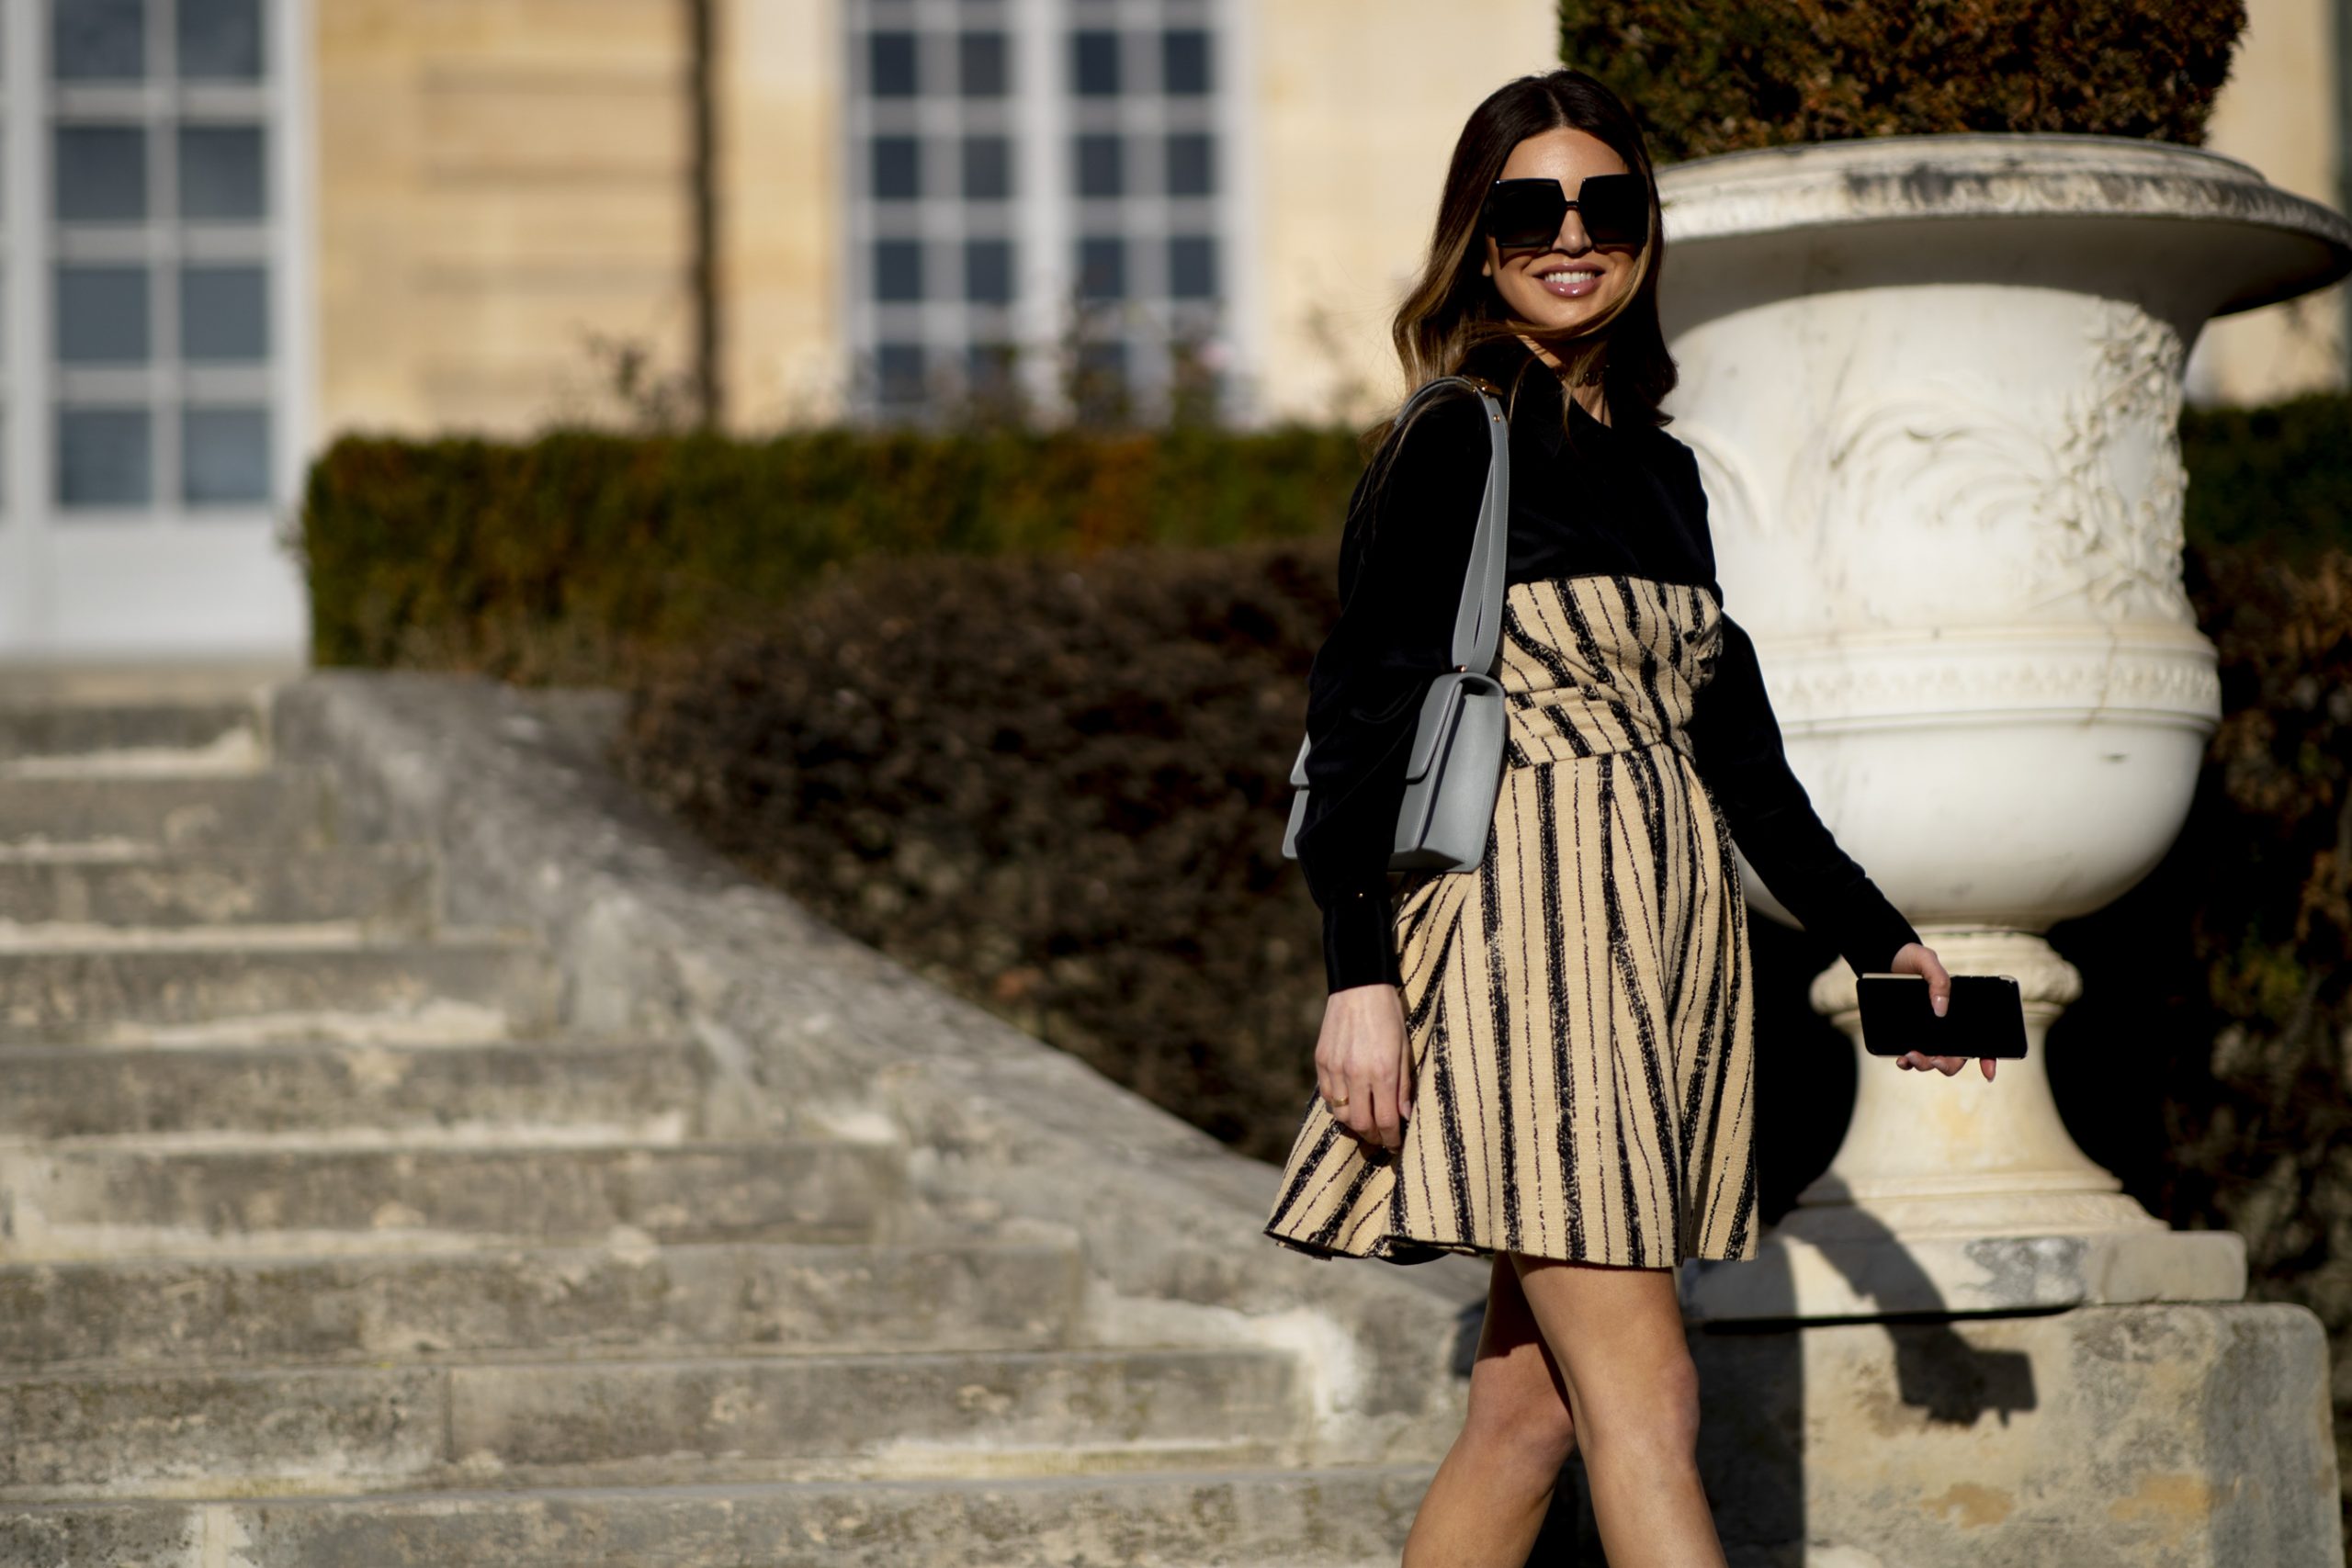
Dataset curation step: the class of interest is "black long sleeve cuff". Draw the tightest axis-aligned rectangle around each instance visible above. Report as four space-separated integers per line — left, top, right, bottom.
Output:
1322 884 1404 993
1812 873 1922 977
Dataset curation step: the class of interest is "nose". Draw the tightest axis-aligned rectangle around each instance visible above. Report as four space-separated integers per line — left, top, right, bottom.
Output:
1553 209 1593 256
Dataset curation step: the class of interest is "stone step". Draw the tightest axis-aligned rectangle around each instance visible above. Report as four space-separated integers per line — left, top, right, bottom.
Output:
0 1464 1432 1566
0 765 335 851
0 842 437 931
0 1140 904 1258
0 1038 708 1142
0 934 560 1045
0 1235 1087 1370
0 698 260 764
0 1347 1302 1501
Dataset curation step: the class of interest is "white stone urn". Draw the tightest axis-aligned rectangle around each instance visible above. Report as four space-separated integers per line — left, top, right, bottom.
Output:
1655 134 2352 1321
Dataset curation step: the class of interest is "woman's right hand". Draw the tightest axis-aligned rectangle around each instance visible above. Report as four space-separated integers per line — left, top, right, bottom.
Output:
1315 984 1415 1151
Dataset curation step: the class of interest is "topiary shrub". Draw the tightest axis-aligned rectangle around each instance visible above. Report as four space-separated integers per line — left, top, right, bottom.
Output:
1558 0 2248 164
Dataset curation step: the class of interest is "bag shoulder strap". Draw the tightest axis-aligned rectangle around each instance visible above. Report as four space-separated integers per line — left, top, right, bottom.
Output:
1394 374 1511 676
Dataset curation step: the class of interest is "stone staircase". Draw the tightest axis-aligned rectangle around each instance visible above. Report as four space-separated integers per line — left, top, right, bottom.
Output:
0 689 1434 1565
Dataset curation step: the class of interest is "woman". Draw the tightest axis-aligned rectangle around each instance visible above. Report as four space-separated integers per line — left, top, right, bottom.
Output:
1261 70 1999 1566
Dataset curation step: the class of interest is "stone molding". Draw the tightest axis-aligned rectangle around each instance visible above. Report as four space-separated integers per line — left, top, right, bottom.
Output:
1809 927 2086 1017
1659 135 2352 313
1755 630 2221 732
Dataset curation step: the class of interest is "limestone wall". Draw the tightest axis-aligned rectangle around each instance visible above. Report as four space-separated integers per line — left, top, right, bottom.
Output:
1247 1 1559 424
716 0 843 427
2191 0 2346 402
312 0 697 437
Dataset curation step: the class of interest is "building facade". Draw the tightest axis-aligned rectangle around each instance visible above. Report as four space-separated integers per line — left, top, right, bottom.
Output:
1 0 2343 663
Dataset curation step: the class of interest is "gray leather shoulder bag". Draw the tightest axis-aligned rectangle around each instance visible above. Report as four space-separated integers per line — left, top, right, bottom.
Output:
1281 374 1511 874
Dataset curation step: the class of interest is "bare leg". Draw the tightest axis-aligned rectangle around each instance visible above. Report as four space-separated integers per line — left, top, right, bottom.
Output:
1401 1253 1578 1566
1510 1253 1726 1567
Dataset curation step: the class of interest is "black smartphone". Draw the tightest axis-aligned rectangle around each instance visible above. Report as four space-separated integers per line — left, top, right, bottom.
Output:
1855 973 2030 1059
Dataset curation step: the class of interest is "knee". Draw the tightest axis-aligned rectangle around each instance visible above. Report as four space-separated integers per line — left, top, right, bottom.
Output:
1588 1357 1703 1460
1462 1373 1578 1473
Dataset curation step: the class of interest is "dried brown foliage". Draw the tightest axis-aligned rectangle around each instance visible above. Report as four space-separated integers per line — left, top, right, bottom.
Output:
615 538 1343 1160
2172 547 2352 1298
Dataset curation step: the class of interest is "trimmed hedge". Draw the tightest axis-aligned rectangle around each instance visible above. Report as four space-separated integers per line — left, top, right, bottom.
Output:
2180 391 2352 565
293 424 1365 684
1560 0 2247 163
294 393 2352 689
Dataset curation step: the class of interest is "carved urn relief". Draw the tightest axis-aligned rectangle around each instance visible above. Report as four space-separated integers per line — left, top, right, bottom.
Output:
1657 135 2352 1320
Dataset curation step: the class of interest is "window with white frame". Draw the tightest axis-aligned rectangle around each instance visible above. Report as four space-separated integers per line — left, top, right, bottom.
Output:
842 0 1236 423
48 0 277 515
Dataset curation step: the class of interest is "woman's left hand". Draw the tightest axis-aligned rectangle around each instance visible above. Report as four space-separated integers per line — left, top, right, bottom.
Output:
1885 941 1996 1082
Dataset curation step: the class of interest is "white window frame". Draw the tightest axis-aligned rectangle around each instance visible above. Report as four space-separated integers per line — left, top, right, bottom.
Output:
839 0 1251 425
0 0 311 663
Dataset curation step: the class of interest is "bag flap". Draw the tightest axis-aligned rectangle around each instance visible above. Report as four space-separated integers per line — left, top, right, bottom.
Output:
1287 732 1312 787
1401 677 1466 782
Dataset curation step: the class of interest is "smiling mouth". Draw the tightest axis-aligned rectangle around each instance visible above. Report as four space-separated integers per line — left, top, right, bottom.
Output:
1532 265 1603 299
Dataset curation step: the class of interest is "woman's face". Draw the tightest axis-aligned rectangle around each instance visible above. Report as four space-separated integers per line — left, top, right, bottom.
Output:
1479 127 1643 333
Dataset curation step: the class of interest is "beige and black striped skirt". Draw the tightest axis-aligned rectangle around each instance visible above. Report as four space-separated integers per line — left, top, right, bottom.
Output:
1263 572 1761 1269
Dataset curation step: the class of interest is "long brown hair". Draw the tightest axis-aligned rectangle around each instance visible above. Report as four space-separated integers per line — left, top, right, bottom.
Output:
1362 70 1676 493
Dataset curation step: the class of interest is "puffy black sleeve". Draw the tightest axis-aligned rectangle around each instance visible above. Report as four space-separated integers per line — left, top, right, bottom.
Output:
1674 454 1921 977
1293 389 1494 993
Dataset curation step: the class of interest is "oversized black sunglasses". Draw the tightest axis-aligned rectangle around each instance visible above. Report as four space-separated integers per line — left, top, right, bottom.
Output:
1480 174 1649 253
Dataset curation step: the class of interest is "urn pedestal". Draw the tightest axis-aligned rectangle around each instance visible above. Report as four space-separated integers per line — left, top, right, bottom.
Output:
1636 133 2352 1566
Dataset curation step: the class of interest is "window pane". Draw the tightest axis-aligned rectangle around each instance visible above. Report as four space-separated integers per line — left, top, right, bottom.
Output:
876 343 925 407
181 264 267 361
963 135 1012 200
179 125 266 220
177 0 264 80
1162 29 1210 95
183 406 269 504
869 31 917 96
1071 30 1117 96
1170 235 1217 299
958 30 1007 96
1167 132 1214 197
57 265 150 362
875 239 923 302
55 126 147 222
1075 134 1121 198
1076 236 1124 301
872 135 920 200
53 0 144 81
58 407 151 507
965 238 1012 304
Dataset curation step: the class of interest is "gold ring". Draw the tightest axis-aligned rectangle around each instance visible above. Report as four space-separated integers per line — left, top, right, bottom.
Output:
1328 1094 1350 1109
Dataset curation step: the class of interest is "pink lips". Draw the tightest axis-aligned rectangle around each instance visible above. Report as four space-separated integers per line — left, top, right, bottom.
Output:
1539 270 1600 299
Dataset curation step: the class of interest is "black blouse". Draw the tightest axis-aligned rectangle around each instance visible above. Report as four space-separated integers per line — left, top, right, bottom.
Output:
1293 343 1920 994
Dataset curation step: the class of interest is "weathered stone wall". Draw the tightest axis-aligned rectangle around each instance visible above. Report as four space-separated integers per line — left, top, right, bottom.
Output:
314 0 696 435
